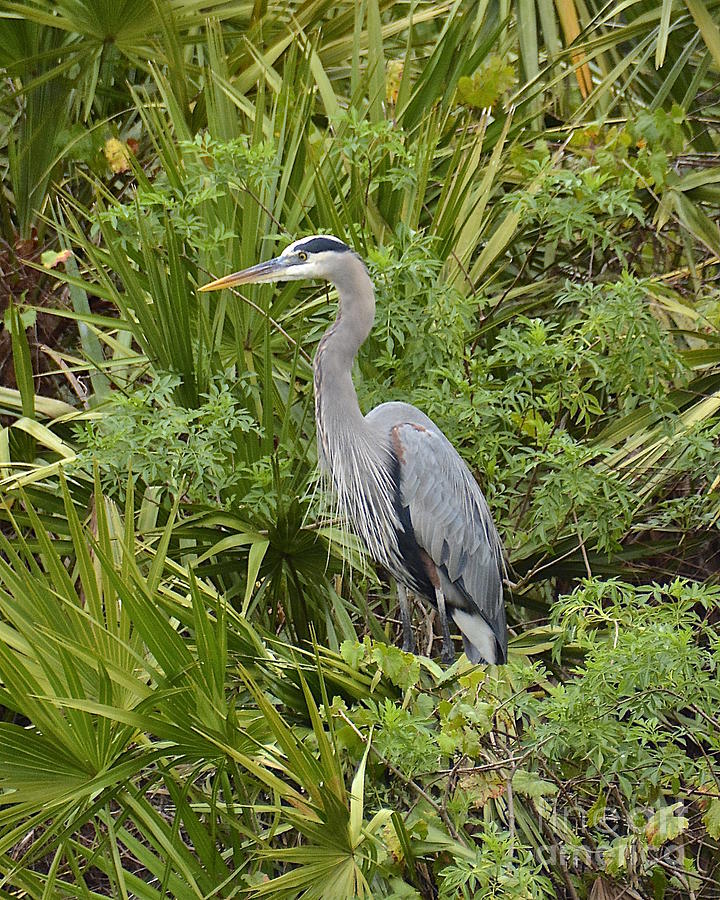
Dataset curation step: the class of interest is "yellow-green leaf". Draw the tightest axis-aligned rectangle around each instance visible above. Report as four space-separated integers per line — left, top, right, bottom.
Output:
645 802 689 847
703 798 720 839
512 768 558 800
656 0 674 68
242 538 270 617
683 0 720 69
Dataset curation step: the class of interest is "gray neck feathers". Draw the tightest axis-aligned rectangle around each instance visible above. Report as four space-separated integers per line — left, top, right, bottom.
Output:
313 254 401 561
313 254 375 443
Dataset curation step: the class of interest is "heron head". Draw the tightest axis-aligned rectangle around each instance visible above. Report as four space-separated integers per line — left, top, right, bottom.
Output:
198 235 356 292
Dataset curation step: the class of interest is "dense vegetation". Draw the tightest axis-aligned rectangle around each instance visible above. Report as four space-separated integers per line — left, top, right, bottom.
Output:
1 1 720 896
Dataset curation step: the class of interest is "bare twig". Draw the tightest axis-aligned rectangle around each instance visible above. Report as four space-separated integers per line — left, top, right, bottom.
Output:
38 344 90 408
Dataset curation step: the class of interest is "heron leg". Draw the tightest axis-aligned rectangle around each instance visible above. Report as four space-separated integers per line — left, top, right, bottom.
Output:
435 587 455 665
397 583 414 653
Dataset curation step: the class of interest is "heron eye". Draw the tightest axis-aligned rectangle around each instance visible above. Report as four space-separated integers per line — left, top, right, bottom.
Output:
298 251 308 261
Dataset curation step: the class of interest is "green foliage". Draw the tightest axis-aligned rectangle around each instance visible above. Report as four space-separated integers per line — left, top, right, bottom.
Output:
330 110 419 202
364 227 473 392
98 134 278 256
74 373 261 505
556 277 687 413
508 144 647 265
537 580 719 797
1 1 719 897
341 638 422 692
437 827 554 899
360 699 439 778
489 275 686 429
457 55 516 109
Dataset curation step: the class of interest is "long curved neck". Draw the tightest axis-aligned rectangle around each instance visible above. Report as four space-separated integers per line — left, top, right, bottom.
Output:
313 256 400 560
313 256 375 448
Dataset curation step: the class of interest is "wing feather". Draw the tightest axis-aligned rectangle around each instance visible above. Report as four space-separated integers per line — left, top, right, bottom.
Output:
393 423 507 662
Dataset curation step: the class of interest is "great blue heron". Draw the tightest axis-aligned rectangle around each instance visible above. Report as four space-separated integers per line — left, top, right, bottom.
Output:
200 235 506 665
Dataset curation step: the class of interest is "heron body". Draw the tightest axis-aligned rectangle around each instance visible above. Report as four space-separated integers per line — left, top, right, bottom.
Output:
200 235 507 665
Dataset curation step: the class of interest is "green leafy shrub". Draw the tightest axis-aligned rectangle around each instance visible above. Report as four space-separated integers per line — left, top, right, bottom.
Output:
98 134 278 255
438 827 554 899
74 373 261 505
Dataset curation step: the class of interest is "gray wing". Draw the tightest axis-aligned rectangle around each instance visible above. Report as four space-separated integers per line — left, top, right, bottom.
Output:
392 422 507 662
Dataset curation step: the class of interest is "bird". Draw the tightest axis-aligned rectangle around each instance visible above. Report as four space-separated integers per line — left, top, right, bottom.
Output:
200 235 507 665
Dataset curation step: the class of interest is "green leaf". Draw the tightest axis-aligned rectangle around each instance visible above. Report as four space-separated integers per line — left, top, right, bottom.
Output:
457 55 515 108
703 798 720 839
604 834 634 875
349 737 372 848
587 790 607 827
241 540 269 617
645 803 690 847
512 768 558 800
683 0 720 69
655 0 674 68
672 189 720 257
7 302 35 421
12 418 74 457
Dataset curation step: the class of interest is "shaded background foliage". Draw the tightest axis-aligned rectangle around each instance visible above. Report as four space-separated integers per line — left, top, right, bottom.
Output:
1 0 720 897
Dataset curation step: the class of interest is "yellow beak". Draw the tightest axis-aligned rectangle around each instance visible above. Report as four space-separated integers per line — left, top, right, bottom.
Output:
198 257 286 292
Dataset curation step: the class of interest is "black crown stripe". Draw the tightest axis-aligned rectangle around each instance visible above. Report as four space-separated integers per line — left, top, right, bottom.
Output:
295 237 351 254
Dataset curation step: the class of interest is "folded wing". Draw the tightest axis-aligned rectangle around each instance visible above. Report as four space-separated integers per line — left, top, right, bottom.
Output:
392 422 507 663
